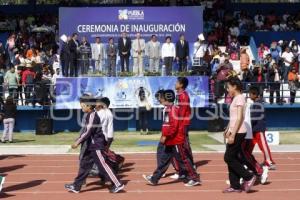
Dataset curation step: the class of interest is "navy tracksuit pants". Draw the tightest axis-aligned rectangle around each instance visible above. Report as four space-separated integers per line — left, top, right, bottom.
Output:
74 149 122 189
151 143 199 184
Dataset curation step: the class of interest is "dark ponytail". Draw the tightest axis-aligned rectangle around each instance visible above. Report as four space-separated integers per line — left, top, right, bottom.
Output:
227 77 243 92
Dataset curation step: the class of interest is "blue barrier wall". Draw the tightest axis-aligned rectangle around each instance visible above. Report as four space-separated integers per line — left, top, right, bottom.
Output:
250 32 300 46
227 3 300 15
4 106 300 133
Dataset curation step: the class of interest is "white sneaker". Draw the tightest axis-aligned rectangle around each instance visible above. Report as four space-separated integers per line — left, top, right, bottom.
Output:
0 176 5 192
170 173 179 180
261 166 269 185
161 173 166 178
184 180 201 187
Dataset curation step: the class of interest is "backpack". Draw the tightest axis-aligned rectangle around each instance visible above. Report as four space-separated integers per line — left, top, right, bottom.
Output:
25 73 34 85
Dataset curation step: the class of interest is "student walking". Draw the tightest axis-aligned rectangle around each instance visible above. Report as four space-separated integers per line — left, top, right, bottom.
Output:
223 77 256 193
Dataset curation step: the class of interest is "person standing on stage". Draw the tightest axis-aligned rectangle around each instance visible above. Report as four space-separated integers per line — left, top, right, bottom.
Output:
161 36 175 76
106 38 117 77
68 33 80 77
91 37 105 74
60 34 70 77
132 33 146 76
118 32 131 72
176 34 189 72
78 36 91 75
146 35 161 73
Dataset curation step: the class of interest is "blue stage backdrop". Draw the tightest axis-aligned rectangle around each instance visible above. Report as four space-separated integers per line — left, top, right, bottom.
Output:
59 7 203 42
55 76 209 109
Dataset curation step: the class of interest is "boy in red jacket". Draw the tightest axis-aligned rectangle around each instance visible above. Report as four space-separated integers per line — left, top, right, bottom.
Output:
142 90 200 187
170 77 195 180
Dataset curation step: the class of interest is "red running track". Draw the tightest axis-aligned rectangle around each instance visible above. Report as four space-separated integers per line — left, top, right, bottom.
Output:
1 153 300 200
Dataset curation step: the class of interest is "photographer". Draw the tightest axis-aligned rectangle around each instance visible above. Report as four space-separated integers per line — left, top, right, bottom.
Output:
269 63 281 104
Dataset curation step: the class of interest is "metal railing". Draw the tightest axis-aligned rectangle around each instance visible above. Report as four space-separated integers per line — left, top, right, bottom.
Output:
210 81 300 105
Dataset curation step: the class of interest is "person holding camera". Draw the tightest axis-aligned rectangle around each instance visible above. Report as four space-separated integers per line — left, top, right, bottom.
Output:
268 63 281 104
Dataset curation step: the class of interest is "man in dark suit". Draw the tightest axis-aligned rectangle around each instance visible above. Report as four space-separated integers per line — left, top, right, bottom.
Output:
68 33 79 77
118 32 131 72
60 34 70 77
176 34 189 72
106 38 118 77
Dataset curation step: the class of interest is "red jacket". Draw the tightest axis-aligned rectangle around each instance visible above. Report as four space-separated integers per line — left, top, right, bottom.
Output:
162 105 185 146
176 90 191 126
22 69 35 85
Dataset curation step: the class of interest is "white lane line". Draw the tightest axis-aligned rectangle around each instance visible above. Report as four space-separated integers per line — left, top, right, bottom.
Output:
2 163 300 168
4 189 300 194
5 179 300 184
2 158 300 162
2 171 300 175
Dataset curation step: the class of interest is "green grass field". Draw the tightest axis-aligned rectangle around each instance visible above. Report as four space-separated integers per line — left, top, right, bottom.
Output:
1 131 299 152
2 131 220 152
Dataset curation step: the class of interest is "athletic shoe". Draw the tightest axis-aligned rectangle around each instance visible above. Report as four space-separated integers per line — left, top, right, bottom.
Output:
261 166 269 185
226 178 243 185
65 184 80 193
142 175 156 185
268 164 277 170
170 173 186 180
109 184 124 193
0 176 5 193
243 176 257 193
184 180 201 187
222 187 242 193
161 173 166 178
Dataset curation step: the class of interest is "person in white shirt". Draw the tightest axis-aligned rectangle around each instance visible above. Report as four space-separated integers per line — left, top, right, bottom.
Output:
88 97 125 178
281 47 295 82
161 36 175 76
91 37 105 73
193 34 207 66
51 68 62 103
146 35 161 72
132 33 146 76
135 87 151 135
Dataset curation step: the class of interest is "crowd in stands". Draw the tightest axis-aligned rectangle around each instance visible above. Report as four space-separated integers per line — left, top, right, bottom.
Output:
211 39 300 105
0 1 299 106
203 4 300 45
0 14 59 107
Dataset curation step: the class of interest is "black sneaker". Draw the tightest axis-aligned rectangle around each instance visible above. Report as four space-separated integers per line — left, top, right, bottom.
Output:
109 184 124 193
65 184 80 193
142 174 157 185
